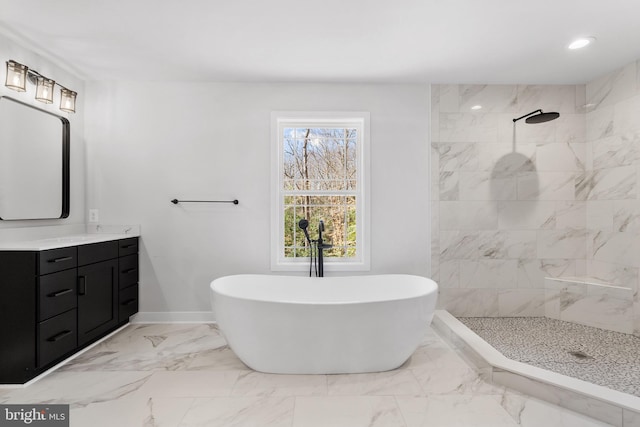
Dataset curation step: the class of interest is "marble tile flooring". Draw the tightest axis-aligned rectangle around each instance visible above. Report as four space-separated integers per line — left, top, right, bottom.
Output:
0 323 614 426
458 317 640 397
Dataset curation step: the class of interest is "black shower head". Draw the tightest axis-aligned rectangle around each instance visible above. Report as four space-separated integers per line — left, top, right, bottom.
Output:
526 111 560 124
513 109 560 124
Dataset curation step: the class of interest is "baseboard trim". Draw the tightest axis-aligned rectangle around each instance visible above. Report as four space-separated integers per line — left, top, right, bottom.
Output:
131 311 216 323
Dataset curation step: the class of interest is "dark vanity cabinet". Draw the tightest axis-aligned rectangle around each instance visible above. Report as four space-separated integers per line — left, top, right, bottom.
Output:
0 237 139 384
118 238 139 323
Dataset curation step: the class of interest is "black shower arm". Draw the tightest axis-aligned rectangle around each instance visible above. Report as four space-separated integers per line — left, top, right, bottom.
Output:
512 109 543 123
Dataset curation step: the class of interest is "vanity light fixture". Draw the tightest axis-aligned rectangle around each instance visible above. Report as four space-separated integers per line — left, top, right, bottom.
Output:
35 76 55 104
5 60 27 91
59 88 77 113
4 60 77 113
470 105 482 110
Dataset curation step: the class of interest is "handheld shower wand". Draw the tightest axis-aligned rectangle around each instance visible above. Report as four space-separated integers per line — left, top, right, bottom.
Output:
298 219 314 276
298 219 312 244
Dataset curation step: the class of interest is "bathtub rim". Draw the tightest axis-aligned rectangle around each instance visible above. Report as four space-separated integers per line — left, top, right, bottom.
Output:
210 273 438 306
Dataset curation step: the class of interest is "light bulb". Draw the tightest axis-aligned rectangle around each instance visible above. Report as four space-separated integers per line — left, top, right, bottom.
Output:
5 60 28 92
568 37 596 50
59 88 77 113
35 76 55 103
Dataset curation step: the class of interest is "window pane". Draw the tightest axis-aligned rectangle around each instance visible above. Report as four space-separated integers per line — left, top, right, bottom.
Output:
283 206 294 247
283 195 356 259
285 247 312 258
283 138 304 181
346 138 357 186
327 129 345 138
294 128 309 138
284 246 312 257
282 127 356 186
325 247 346 257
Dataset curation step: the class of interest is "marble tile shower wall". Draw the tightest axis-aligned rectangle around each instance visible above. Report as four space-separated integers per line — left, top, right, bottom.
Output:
431 84 588 318
584 59 640 337
432 63 640 336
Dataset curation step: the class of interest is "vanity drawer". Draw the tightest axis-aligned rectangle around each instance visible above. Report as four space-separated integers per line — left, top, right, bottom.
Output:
38 309 77 367
118 254 138 289
78 241 118 266
38 269 77 321
118 238 138 257
119 285 138 322
38 247 77 275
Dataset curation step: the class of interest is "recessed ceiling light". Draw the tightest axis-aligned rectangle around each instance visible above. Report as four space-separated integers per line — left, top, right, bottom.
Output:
568 37 596 50
471 105 482 110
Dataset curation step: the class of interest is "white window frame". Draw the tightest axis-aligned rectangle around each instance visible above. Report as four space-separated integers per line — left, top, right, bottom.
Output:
271 111 370 272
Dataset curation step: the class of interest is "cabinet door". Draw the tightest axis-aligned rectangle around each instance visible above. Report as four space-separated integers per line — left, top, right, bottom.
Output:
0 252 37 384
77 259 118 346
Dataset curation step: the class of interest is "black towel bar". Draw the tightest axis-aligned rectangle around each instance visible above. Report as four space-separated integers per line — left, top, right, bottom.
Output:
171 199 239 205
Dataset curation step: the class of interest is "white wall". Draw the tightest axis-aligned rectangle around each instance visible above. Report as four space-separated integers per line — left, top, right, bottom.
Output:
0 32 85 232
85 82 431 315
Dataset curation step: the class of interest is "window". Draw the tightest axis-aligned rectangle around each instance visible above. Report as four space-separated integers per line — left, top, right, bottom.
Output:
271 112 370 271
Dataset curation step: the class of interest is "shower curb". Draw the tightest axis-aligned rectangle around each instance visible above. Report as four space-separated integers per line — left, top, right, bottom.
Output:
432 310 640 427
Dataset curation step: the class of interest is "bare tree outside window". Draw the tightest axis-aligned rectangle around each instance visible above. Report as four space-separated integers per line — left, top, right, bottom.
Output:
282 127 357 259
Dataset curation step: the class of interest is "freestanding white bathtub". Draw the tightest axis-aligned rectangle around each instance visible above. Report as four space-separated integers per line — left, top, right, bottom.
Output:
210 274 438 374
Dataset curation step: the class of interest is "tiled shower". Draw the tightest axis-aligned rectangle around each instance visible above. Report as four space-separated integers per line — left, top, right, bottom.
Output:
431 59 640 337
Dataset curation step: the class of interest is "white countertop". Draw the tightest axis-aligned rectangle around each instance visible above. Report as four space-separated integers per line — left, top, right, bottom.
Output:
0 233 139 251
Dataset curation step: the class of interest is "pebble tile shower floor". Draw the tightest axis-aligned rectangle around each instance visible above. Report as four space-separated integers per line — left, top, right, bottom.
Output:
458 317 640 397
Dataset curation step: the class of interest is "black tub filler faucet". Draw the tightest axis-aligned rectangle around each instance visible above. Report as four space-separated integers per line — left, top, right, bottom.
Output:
298 219 332 277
